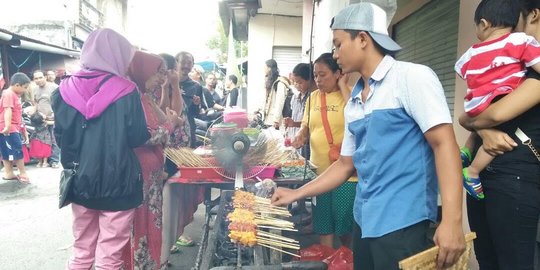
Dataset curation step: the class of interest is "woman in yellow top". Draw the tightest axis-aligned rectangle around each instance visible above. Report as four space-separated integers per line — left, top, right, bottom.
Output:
293 53 356 248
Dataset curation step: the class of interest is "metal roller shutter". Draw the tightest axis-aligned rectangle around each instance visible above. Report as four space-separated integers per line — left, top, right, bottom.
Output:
272 46 302 78
393 0 460 116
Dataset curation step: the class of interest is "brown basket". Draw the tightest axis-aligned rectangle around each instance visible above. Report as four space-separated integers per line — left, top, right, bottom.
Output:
399 232 476 270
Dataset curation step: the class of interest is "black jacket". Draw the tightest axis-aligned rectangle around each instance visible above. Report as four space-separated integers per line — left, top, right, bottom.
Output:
52 89 150 211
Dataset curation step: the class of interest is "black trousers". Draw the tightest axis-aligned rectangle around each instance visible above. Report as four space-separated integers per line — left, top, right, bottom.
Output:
467 169 540 270
353 220 434 270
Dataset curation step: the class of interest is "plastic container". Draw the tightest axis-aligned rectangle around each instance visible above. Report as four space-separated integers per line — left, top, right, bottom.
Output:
250 166 277 178
180 167 222 179
223 108 249 128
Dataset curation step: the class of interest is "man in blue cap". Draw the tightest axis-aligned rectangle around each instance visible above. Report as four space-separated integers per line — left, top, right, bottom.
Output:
272 3 466 269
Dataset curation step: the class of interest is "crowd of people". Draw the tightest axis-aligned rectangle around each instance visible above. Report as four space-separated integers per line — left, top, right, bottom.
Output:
0 0 539 269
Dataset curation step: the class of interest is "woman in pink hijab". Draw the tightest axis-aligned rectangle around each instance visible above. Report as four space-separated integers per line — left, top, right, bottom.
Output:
121 51 183 269
52 28 150 269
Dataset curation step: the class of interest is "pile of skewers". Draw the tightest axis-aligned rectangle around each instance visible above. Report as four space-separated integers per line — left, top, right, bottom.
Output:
165 147 212 167
228 190 300 257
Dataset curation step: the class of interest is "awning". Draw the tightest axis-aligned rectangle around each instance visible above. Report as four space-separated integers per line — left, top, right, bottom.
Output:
0 28 80 57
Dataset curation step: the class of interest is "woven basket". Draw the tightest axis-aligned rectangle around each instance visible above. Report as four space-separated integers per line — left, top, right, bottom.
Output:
399 232 476 270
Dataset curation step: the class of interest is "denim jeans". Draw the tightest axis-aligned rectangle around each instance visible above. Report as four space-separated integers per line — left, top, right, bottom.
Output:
468 168 540 270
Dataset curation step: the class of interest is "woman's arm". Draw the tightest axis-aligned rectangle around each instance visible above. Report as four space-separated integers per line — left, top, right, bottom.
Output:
460 78 540 130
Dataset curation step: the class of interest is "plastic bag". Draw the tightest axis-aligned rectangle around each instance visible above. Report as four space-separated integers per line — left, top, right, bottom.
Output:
297 244 336 262
252 179 277 198
323 246 354 270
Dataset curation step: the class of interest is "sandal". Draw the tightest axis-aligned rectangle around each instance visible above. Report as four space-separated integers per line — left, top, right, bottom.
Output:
17 175 30 184
2 175 19 181
176 235 194 247
170 245 181 254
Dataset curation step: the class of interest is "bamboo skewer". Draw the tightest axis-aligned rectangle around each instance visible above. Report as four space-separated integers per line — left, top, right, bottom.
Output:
258 243 301 258
258 225 298 232
256 230 299 243
256 238 300 250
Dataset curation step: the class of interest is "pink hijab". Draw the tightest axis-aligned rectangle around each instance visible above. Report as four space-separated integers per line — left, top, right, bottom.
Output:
59 28 137 120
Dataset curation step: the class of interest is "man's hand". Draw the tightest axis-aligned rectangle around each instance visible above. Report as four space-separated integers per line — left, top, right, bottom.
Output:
476 129 517 156
192 95 201 106
2 126 9 136
271 187 301 206
433 220 465 269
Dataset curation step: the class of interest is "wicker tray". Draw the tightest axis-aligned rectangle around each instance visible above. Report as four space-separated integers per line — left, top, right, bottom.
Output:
399 232 476 270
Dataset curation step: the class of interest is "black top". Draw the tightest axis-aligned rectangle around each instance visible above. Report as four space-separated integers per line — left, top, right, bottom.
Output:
223 87 239 107
487 68 540 179
180 78 204 147
202 87 216 109
52 89 150 211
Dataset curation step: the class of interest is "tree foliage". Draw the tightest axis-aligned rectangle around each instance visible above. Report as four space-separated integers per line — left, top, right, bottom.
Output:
206 20 248 63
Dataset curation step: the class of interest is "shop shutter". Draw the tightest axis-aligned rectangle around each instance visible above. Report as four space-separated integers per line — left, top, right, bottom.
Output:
272 46 302 78
393 0 460 116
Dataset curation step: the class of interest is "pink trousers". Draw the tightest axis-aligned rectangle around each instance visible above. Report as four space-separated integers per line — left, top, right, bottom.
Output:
68 203 135 270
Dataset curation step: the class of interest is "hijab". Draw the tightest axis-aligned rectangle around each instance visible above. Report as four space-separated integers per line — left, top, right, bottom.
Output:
128 51 164 92
59 28 137 120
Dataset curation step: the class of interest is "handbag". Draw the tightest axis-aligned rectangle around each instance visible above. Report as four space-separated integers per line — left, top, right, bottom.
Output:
320 93 341 162
59 121 87 209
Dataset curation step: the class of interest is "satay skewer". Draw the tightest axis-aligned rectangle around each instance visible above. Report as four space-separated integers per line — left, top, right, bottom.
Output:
257 238 300 249
256 230 299 243
258 243 301 258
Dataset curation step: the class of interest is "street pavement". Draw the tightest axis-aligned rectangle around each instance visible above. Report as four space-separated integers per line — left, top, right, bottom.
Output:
0 165 204 270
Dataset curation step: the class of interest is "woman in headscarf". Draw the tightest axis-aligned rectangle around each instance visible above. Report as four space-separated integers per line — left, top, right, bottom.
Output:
122 51 183 270
158 53 205 265
52 28 150 269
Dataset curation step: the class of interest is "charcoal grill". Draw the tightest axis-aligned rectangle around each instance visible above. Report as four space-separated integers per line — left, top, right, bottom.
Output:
196 190 327 270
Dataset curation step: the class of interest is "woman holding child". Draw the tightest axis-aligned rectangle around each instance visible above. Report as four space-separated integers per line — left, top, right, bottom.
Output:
459 0 540 268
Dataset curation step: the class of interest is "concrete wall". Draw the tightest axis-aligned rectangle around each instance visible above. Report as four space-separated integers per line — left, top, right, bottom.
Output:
247 14 302 113
98 0 128 33
311 0 349 58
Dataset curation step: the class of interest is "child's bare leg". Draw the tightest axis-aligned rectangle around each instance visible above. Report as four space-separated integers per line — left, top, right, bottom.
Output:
467 147 494 178
464 132 477 150
2 160 16 178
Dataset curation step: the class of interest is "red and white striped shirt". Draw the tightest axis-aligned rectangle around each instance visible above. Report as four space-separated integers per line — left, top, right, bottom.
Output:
455 32 540 116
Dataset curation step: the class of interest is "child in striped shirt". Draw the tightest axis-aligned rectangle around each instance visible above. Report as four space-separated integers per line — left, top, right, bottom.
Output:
455 0 540 200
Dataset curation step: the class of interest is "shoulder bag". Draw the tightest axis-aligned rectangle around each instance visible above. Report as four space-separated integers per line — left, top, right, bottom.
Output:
59 120 87 208
320 93 341 162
